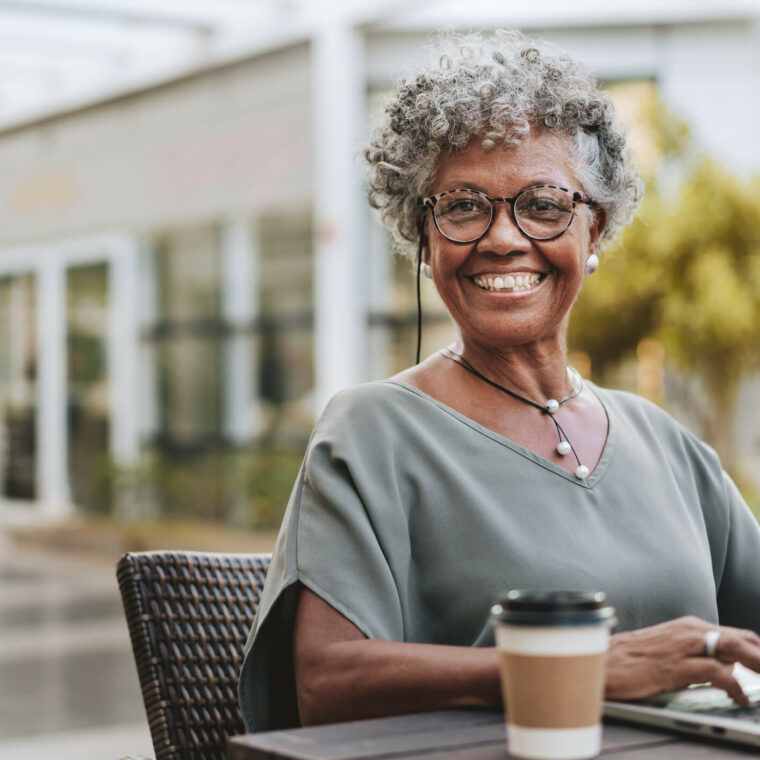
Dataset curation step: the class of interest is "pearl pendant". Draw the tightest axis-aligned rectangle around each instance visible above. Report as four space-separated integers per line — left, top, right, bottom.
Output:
556 441 571 456
575 465 590 480
545 399 559 414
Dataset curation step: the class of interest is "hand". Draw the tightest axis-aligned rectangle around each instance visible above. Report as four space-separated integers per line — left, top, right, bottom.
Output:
606 616 760 705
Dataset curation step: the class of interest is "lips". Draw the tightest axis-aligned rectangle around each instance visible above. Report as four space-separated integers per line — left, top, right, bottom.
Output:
470 272 545 292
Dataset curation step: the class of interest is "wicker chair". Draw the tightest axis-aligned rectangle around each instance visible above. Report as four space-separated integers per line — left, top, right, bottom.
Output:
117 550 271 760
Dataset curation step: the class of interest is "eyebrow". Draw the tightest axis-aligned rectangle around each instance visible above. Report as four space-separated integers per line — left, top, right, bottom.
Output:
436 180 568 195
438 180 488 192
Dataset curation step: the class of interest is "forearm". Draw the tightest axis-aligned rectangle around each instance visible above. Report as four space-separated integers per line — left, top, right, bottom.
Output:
297 639 502 725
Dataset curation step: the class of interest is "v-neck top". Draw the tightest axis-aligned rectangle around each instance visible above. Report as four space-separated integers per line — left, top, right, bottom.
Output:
391 379 616 487
238 380 760 732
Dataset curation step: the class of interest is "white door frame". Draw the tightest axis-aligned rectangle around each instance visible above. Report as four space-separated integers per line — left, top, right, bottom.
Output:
0 232 140 522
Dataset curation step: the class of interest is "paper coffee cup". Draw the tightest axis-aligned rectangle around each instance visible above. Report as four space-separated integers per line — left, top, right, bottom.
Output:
491 591 616 760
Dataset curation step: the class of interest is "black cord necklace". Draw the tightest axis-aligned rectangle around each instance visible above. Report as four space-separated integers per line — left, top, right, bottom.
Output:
439 348 590 480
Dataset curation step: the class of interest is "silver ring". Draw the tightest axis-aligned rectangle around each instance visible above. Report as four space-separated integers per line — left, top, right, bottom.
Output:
703 629 721 658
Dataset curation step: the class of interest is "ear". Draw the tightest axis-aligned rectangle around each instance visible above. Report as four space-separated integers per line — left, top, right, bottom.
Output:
587 205 607 256
417 210 431 265
420 232 430 265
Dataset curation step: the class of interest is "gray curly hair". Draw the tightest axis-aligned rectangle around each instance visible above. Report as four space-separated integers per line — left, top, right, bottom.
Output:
365 29 643 259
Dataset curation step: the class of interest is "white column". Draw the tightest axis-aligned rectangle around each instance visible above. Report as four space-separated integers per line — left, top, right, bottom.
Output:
109 237 141 470
138 240 159 443
36 261 71 517
311 18 367 413
222 218 260 444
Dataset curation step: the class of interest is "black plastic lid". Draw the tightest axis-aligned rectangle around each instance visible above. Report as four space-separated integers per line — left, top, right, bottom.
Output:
490 590 616 626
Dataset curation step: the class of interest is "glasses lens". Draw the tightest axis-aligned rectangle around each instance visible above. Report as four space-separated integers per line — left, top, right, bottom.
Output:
514 186 574 239
434 191 492 242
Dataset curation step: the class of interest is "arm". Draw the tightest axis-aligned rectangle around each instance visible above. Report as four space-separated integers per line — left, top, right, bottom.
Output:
294 589 760 726
293 586 501 725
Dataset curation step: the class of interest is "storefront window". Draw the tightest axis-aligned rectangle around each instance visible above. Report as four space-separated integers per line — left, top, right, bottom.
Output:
257 210 314 440
0 274 37 500
67 263 110 512
153 224 222 448
139 215 313 523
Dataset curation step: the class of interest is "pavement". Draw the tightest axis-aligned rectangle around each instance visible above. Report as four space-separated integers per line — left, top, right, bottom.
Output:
0 519 279 759
0 533 153 760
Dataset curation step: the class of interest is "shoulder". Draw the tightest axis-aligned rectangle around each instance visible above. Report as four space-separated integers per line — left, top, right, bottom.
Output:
596 383 688 432
594 383 723 474
324 379 418 412
309 380 433 454
318 380 425 430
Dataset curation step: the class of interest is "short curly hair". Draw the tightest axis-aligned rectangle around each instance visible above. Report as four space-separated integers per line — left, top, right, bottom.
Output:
365 30 643 259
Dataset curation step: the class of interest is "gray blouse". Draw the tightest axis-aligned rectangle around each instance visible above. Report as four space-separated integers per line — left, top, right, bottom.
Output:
238 380 760 731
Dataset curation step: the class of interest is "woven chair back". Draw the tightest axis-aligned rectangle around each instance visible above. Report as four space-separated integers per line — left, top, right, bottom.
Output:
117 550 270 760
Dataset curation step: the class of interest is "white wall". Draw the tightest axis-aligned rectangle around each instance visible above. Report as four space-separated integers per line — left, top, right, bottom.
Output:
366 19 760 174
0 43 312 247
657 20 760 174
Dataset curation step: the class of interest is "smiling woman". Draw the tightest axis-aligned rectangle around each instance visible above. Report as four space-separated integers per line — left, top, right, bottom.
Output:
420 133 604 358
238 29 760 732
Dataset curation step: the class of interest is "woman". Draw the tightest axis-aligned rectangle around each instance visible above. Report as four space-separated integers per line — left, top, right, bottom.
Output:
238 30 760 731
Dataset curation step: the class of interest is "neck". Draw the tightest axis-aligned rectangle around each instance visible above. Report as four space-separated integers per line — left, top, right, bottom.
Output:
450 337 571 403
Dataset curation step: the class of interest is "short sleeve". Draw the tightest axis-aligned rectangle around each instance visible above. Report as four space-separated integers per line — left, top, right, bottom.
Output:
237 391 405 732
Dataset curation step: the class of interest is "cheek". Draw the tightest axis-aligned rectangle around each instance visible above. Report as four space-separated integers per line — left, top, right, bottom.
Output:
429 238 466 275
544 239 586 278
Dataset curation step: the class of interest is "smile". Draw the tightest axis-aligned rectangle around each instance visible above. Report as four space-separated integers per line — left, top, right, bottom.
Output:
471 272 544 293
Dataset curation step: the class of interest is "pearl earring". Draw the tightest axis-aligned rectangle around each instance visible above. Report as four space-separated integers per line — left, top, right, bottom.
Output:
585 254 599 275
421 262 432 279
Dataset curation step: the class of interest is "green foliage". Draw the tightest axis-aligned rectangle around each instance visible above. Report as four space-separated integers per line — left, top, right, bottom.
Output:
244 447 306 527
98 445 305 528
644 96 691 160
658 163 760 398
570 105 760 468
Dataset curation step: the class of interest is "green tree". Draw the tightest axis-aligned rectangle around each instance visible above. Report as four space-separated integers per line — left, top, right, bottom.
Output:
570 108 760 471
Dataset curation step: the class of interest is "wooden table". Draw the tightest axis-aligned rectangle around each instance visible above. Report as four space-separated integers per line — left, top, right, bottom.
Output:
227 710 759 759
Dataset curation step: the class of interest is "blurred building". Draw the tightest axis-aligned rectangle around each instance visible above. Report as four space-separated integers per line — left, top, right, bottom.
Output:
1 0 759 519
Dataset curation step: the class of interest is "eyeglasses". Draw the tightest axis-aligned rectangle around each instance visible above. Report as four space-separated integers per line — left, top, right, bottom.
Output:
421 185 596 243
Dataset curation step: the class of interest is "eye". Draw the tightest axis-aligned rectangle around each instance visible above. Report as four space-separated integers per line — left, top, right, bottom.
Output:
437 192 490 219
529 197 562 213
516 188 572 220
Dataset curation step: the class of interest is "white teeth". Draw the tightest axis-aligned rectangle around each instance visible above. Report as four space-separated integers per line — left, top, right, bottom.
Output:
473 273 542 292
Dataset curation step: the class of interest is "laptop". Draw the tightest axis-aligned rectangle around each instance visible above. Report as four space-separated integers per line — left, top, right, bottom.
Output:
604 663 760 748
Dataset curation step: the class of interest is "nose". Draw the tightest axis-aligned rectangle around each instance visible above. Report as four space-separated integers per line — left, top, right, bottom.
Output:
477 200 531 254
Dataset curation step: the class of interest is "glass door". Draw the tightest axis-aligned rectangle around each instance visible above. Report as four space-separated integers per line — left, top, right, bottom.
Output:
66 263 110 512
0 274 38 500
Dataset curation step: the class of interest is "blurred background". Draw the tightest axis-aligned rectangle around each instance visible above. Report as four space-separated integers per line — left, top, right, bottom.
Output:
0 0 759 757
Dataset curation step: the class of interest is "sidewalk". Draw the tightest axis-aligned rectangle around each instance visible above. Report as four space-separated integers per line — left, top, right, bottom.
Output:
0 534 151 759
0 521 277 760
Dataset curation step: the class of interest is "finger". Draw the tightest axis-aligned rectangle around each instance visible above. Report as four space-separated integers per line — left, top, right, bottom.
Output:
709 628 760 672
678 659 749 706
740 629 760 648
667 617 725 657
